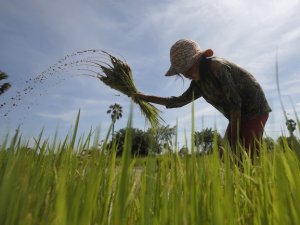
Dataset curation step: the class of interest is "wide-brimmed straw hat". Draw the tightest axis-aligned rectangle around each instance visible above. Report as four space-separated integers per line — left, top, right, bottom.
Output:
165 39 214 76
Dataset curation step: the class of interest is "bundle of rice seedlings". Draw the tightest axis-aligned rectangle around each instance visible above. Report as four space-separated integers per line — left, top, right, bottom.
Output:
96 51 162 127
32 49 162 127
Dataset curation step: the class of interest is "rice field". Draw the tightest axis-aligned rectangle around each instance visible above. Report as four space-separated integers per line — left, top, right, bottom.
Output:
1 111 300 225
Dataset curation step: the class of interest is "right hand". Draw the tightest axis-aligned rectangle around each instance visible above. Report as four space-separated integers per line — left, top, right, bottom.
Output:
132 93 148 102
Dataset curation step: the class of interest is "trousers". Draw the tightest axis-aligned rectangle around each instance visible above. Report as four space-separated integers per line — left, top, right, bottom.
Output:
225 113 269 155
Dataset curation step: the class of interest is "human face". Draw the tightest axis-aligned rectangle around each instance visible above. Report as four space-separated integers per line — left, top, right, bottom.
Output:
181 62 200 80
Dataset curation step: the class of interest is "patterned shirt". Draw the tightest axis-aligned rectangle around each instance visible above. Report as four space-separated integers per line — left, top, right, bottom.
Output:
166 57 272 120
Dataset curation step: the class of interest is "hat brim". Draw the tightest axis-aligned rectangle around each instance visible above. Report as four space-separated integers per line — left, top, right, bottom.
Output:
165 66 178 77
164 49 213 77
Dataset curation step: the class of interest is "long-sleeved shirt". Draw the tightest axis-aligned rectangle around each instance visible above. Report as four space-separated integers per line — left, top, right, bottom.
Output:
165 57 272 120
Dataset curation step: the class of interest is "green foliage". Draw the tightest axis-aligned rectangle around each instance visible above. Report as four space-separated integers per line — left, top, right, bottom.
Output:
110 125 176 156
0 71 11 95
1 104 300 225
1 126 300 225
146 124 176 153
107 103 123 121
110 128 153 156
263 136 275 151
286 119 296 135
179 145 189 155
194 128 222 153
277 135 290 148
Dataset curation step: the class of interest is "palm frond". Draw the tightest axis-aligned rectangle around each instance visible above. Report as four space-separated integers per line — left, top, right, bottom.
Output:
0 71 8 80
0 83 11 95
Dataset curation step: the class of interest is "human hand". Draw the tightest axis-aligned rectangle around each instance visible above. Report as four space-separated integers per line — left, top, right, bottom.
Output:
132 93 148 102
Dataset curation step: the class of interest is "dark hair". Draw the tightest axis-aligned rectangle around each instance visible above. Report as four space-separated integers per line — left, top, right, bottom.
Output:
175 73 185 89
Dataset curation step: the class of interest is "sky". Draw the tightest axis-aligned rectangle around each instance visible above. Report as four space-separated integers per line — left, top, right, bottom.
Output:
1 0 300 147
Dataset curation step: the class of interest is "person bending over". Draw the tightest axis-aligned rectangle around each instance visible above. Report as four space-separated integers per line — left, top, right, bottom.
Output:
134 39 271 160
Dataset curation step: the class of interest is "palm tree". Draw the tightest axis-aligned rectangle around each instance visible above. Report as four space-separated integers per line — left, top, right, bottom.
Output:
0 71 11 95
286 119 296 137
147 125 176 153
107 103 123 134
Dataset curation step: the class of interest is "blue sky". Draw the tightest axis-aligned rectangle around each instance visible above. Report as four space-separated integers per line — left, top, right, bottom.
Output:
1 0 300 147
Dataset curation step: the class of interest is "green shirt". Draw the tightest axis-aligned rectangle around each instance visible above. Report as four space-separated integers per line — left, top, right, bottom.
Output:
166 57 272 120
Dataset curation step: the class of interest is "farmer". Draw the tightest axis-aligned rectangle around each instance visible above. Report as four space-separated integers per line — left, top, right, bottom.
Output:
134 39 272 159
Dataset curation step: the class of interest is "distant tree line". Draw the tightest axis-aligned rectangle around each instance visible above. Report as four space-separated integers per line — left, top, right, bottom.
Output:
107 125 300 157
104 104 300 157
108 125 176 157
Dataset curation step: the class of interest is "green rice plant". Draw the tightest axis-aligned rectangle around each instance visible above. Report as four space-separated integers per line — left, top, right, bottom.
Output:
1 107 300 225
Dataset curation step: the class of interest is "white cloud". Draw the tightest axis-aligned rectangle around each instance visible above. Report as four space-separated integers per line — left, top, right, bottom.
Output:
36 110 81 122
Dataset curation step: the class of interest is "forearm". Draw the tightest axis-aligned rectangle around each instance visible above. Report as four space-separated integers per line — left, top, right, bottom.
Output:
133 88 199 108
134 94 171 106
